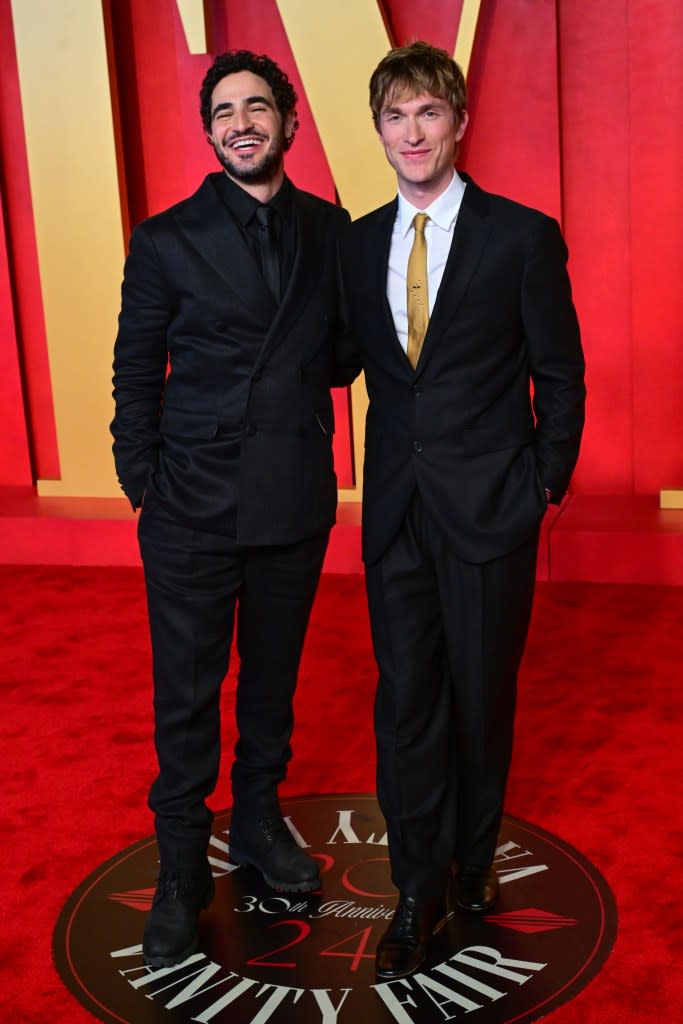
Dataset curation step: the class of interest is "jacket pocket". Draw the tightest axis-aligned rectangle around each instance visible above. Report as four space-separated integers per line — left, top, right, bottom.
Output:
314 406 335 437
159 407 219 439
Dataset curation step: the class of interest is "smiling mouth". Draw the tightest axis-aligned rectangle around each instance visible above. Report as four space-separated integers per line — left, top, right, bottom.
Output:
229 135 266 152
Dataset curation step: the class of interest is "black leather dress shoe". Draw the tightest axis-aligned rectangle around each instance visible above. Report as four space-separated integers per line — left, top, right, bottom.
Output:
229 815 320 892
453 865 499 912
142 863 215 967
375 895 447 980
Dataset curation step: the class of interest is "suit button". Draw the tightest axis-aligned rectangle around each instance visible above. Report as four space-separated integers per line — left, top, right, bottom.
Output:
246 424 257 436
215 320 226 332
413 386 423 397
412 440 424 453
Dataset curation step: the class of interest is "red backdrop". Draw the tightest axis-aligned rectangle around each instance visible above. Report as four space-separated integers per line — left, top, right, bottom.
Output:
1 0 682 495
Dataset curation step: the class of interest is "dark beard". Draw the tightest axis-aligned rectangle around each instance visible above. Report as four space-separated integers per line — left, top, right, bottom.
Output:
212 137 284 185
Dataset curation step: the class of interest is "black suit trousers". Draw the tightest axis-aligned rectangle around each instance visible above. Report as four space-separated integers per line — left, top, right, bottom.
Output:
365 491 539 901
137 490 328 866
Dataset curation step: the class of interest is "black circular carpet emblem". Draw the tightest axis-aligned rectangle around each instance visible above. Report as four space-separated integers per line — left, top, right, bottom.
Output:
54 794 616 1023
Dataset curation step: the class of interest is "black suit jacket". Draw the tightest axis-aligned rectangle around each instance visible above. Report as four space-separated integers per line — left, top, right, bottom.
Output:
346 175 586 565
111 173 354 544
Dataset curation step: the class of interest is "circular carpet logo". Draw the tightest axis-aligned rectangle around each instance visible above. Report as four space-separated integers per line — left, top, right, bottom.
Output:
54 794 616 1023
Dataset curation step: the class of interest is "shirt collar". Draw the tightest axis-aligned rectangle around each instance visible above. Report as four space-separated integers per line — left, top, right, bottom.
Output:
396 169 466 236
265 175 294 224
213 171 294 227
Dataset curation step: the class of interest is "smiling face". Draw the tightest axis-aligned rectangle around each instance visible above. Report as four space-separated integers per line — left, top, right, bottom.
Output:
377 90 468 207
207 70 294 196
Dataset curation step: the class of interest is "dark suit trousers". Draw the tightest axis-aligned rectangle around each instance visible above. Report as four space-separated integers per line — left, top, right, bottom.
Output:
137 491 328 867
365 491 539 901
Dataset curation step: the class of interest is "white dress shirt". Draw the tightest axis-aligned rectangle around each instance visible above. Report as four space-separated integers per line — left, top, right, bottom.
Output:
387 169 467 354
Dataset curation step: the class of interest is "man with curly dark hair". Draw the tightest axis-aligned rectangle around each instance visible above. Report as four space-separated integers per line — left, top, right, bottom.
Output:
199 49 299 149
111 50 354 968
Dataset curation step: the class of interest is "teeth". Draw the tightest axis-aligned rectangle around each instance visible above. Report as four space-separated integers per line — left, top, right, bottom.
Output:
232 139 260 149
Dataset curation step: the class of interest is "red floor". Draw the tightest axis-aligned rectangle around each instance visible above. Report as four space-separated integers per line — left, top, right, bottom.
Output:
1 566 682 1021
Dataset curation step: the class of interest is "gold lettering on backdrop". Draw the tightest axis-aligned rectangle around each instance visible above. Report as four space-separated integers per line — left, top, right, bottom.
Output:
455 0 482 77
11 0 479 500
11 0 125 497
276 0 481 218
176 0 208 55
276 0 480 499
660 490 683 508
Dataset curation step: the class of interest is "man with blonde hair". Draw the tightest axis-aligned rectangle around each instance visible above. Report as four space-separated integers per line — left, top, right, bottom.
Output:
344 41 585 980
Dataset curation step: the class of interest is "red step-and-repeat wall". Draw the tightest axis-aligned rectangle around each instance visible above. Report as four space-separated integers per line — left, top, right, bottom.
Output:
1 0 682 502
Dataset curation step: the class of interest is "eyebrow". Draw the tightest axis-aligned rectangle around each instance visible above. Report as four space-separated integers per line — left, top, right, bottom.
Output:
382 99 447 117
211 95 275 118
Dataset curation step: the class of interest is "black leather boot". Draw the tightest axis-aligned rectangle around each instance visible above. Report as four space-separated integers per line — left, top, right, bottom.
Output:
229 814 320 891
142 862 215 967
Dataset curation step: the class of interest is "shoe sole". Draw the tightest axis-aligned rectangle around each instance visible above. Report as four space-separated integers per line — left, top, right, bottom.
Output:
228 847 320 892
454 905 497 913
143 935 199 968
375 950 426 981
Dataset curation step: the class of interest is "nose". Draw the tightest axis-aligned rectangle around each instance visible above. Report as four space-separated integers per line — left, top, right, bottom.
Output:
404 115 424 144
231 105 253 133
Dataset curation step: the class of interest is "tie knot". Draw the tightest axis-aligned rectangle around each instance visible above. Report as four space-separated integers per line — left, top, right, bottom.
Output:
255 205 275 231
412 212 429 235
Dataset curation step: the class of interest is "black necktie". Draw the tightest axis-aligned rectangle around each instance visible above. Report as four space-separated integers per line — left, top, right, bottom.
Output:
255 205 280 303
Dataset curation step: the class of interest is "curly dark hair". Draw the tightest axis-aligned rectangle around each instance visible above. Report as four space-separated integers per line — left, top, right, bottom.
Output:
200 50 299 150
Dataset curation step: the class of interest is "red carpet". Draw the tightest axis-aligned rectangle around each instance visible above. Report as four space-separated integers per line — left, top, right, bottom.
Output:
1 566 682 1022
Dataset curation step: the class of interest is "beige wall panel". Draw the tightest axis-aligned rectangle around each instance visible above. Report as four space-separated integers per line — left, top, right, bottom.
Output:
11 0 125 497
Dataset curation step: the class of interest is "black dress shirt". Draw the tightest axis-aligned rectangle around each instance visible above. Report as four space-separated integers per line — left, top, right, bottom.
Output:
212 172 297 298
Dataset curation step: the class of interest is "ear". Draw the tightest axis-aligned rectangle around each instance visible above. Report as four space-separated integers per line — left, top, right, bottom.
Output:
455 110 469 142
206 133 214 146
284 113 295 142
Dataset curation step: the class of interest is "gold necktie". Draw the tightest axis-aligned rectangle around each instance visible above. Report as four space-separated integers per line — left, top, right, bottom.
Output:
406 212 430 369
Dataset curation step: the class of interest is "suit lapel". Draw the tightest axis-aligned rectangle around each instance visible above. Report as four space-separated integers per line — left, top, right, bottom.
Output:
255 188 326 366
173 175 275 327
415 178 493 377
365 199 413 372
375 200 401 344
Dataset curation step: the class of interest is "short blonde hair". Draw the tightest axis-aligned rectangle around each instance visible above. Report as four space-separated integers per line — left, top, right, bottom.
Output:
370 40 467 128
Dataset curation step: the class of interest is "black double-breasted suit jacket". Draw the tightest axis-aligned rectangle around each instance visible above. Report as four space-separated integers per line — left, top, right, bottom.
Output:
346 174 586 565
111 172 354 543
